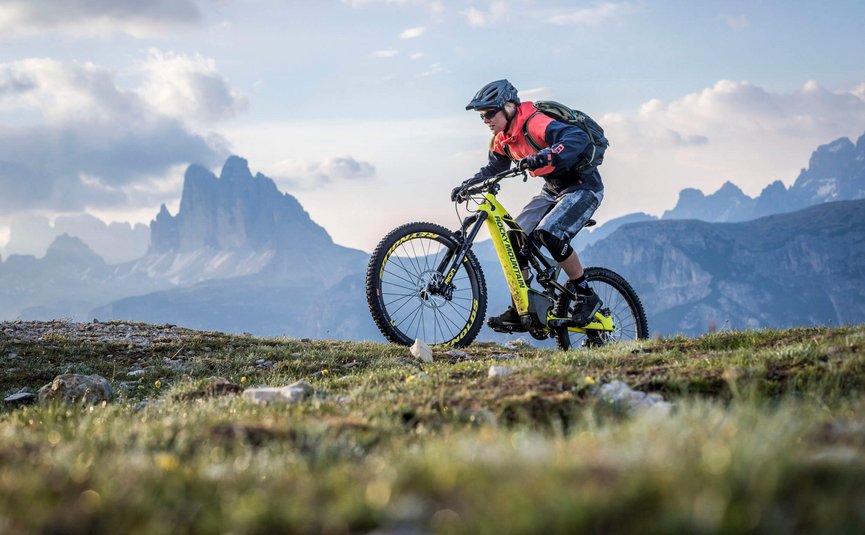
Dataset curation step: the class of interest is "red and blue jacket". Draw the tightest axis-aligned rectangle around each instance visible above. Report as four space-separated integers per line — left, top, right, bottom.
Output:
474 101 603 195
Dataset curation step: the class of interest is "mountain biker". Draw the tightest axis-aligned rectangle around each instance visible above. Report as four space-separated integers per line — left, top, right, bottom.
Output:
459 79 604 331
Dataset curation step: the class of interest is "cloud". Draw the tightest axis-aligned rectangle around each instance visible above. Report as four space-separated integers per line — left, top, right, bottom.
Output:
416 63 445 78
410 52 425 60
545 2 636 26
0 0 202 39
270 156 376 190
0 55 235 212
595 79 865 220
342 0 444 13
373 49 400 58
519 87 552 100
400 26 425 39
723 15 750 31
459 1 509 27
137 49 248 123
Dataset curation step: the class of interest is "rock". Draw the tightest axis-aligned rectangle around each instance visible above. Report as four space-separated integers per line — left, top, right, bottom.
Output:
127 369 147 377
4 388 36 405
446 349 471 360
488 365 514 378
117 381 141 392
287 380 314 396
175 377 244 401
242 380 314 405
37 374 113 405
494 353 520 361
410 339 433 363
501 338 532 349
597 380 672 416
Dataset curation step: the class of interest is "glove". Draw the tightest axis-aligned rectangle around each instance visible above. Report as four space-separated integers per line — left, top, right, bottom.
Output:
524 148 554 171
451 185 466 202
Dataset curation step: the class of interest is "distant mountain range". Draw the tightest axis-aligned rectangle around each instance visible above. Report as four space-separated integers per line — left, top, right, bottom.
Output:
1 132 864 339
583 199 865 336
573 132 865 252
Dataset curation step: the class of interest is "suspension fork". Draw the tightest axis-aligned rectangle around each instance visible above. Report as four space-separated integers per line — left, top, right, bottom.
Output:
435 212 487 286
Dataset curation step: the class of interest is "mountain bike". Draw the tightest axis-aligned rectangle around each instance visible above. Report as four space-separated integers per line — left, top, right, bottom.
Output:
365 166 649 349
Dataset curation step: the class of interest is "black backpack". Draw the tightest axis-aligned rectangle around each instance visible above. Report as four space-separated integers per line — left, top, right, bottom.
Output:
523 101 609 172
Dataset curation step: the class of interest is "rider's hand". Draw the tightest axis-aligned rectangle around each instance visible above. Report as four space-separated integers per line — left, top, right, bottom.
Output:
524 148 553 171
451 185 465 202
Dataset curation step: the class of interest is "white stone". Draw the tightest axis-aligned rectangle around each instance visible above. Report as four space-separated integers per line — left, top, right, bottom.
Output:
242 381 314 405
410 339 433 363
446 349 470 360
598 380 672 416
37 374 113 405
488 365 514 378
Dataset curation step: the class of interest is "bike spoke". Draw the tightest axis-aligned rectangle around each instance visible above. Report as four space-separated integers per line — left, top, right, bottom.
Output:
382 267 419 289
391 253 421 282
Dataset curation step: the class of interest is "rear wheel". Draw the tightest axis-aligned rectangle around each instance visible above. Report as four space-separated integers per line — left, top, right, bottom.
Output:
554 267 648 350
366 222 487 347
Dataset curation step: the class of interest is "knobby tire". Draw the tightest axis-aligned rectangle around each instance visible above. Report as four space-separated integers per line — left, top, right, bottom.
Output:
366 222 488 347
554 267 649 350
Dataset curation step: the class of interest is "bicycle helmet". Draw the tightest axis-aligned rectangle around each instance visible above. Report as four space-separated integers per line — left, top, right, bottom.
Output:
465 79 520 110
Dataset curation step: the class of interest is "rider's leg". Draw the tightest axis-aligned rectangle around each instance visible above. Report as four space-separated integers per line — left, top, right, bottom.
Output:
558 249 584 280
533 189 604 326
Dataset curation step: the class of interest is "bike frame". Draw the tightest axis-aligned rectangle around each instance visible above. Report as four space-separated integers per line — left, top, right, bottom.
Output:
441 184 614 334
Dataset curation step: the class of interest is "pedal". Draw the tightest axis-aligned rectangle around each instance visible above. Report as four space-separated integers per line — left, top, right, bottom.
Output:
487 319 524 334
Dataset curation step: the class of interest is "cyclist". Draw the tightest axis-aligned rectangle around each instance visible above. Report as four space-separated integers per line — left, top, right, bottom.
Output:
458 79 604 331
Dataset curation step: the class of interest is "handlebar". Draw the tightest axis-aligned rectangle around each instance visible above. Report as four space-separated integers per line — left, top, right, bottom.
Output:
452 165 528 202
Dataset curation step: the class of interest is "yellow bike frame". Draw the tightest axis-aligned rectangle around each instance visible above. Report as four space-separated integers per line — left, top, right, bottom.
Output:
474 192 614 333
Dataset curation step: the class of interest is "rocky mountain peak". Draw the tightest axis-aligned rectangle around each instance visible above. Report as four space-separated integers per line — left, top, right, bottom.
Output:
657 131 865 223
663 181 754 222
44 234 104 266
716 181 746 196
791 134 865 207
150 156 332 253
219 155 252 182
807 137 856 174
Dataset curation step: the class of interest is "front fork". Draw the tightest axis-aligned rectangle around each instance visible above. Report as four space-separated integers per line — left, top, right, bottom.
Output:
426 212 487 296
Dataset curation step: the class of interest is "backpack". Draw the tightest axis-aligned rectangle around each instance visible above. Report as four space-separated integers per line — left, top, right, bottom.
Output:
524 101 609 172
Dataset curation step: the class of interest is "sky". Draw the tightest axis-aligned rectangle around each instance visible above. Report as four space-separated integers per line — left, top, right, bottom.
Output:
1 0 864 255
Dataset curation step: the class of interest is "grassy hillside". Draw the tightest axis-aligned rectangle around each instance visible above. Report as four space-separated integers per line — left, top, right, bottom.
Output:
2 321 864 534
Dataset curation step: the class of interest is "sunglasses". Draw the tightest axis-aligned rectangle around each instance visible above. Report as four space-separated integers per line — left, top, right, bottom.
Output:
480 109 501 121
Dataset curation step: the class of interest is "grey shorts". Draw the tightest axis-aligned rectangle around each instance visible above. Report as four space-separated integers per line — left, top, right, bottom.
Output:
514 188 603 241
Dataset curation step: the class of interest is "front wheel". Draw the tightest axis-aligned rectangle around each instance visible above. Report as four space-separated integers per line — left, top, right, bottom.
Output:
554 267 649 350
366 222 487 347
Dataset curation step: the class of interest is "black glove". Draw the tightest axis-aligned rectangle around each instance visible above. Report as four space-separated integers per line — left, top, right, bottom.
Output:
524 148 553 171
451 185 466 202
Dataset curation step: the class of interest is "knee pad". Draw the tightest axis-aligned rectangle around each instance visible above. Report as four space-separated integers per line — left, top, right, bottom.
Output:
534 229 573 263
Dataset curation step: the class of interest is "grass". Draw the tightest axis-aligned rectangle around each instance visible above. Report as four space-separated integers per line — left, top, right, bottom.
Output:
1 323 865 533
